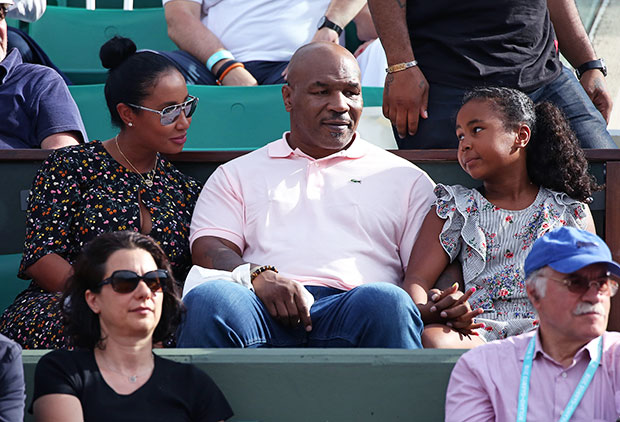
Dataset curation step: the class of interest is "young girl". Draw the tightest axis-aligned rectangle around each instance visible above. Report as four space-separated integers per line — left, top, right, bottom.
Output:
405 86 599 348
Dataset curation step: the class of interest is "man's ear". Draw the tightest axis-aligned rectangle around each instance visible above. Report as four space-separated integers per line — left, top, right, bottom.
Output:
282 84 293 112
526 284 540 308
515 123 531 148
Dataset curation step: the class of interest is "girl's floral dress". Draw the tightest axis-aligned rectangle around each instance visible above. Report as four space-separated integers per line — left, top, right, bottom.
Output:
0 141 200 349
435 184 588 341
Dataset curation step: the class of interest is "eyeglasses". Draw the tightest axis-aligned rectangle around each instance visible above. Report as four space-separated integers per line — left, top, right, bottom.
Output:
98 269 169 294
128 96 198 125
545 271 619 297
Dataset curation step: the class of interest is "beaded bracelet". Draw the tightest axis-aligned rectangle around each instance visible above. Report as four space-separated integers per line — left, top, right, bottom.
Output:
385 60 418 74
250 265 278 283
216 62 245 85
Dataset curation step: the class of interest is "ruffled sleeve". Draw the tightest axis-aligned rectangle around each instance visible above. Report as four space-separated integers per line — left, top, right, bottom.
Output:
434 184 487 278
551 190 588 230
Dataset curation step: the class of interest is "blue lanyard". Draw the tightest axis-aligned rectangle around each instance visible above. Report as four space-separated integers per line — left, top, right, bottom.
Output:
516 334 603 422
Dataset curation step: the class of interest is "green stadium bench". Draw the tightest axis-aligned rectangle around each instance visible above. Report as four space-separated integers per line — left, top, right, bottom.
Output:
22 348 466 422
27 6 176 84
0 254 28 314
68 85 384 150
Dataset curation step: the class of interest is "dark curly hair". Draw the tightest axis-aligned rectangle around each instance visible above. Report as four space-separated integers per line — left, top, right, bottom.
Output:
462 86 601 202
62 231 184 349
100 36 180 128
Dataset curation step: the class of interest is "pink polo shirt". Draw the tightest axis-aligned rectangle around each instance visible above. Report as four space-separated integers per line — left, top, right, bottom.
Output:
445 330 620 421
190 134 435 290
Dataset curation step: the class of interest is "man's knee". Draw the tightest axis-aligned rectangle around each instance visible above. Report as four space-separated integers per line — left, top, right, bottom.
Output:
178 280 256 347
348 283 421 325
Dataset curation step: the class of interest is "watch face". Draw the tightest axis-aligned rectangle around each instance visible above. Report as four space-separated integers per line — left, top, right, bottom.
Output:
317 16 326 29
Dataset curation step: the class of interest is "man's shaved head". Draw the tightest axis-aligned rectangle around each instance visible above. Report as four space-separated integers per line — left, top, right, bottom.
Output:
286 42 361 87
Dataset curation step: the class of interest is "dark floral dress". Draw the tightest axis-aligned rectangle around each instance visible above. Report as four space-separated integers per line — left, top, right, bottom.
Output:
434 184 588 341
0 141 200 349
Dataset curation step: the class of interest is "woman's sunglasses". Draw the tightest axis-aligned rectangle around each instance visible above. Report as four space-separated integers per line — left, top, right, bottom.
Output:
97 269 169 294
128 95 199 125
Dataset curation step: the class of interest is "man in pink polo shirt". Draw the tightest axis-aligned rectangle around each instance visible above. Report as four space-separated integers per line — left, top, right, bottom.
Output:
446 227 620 421
177 41 436 348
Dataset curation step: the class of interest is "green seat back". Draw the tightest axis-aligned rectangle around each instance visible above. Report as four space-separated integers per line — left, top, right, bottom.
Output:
47 0 162 8
28 6 176 84
69 84 384 150
0 254 29 314
68 84 115 141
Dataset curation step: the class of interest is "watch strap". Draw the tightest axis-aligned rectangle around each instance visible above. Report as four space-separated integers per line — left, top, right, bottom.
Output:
576 59 607 79
318 16 343 36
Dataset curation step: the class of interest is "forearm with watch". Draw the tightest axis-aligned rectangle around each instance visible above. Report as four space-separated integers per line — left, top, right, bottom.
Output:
546 0 606 78
314 0 366 42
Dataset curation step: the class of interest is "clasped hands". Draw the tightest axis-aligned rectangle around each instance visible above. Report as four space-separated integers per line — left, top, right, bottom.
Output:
423 283 484 336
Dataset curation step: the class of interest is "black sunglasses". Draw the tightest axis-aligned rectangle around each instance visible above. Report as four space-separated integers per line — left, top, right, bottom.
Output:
98 269 168 294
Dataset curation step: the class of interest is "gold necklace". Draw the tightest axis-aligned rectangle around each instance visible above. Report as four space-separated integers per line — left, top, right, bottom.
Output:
115 135 157 188
99 353 155 383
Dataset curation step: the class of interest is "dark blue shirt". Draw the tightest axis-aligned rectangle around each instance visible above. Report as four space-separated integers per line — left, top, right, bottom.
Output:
0 334 25 422
0 49 87 149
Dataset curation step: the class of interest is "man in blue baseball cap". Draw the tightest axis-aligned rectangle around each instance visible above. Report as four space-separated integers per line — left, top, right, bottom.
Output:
445 227 620 421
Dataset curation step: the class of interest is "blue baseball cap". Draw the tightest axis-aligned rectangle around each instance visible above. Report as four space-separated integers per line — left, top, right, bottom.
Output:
524 227 620 278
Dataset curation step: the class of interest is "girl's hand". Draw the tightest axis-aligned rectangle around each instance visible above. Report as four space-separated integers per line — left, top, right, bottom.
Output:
427 284 484 333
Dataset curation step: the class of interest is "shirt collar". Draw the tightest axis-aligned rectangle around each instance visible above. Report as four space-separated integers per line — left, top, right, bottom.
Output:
268 132 368 161
523 329 603 365
0 49 23 85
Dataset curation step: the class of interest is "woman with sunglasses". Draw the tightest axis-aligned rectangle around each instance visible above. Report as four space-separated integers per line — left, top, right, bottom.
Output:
0 36 201 349
31 231 233 421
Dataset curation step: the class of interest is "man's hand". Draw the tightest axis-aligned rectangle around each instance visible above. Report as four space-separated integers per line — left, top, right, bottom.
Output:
252 270 313 332
312 27 341 44
580 70 613 123
383 67 429 138
426 284 484 335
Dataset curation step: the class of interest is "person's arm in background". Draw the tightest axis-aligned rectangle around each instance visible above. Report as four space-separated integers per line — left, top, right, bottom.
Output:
351 5 378 57
281 0 366 80
547 0 612 122
311 0 367 44
24 254 73 293
0 337 25 422
164 0 257 86
367 0 429 139
6 0 46 22
40 133 81 150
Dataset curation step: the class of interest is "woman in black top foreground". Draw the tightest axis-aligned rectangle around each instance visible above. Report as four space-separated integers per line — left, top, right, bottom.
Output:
31 231 233 422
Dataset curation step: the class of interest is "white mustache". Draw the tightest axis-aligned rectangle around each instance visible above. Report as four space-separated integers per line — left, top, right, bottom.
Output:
573 302 606 316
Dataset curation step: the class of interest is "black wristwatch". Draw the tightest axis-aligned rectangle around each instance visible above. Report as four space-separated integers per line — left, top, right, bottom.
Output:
575 58 607 79
317 16 343 36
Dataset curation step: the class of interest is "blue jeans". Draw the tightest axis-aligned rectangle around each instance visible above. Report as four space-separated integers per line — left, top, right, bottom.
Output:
176 280 423 349
159 50 287 85
396 66 615 149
